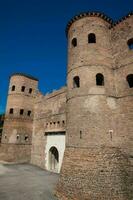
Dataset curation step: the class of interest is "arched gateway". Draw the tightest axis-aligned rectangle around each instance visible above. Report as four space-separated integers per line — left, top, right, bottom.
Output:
49 146 59 173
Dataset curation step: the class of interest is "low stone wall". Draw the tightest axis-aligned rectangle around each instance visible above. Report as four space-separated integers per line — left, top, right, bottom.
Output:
56 147 133 200
0 143 31 163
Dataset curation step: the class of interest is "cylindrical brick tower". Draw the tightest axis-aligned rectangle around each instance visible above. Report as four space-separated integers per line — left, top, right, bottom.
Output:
66 12 114 148
56 12 132 200
112 14 133 158
1 73 38 162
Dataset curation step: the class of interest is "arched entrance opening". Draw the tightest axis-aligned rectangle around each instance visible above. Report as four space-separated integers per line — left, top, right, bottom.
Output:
49 146 59 173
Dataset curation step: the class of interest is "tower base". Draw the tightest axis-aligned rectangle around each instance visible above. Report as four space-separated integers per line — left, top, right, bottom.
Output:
56 147 133 200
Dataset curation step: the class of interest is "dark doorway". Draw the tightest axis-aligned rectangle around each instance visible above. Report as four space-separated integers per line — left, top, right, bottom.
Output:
49 146 59 173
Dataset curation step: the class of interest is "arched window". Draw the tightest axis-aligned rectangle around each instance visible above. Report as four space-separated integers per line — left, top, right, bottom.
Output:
96 73 104 86
127 38 133 50
127 74 133 88
21 86 25 92
88 33 96 43
9 108 14 114
71 38 77 47
73 76 80 88
11 85 15 91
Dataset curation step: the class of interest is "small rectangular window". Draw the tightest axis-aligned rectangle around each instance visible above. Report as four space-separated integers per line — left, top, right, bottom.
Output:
27 110 31 116
72 38 77 47
88 33 96 43
9 108 14 114
127 38 133 50
29 88 32 94
20 109 24 115
16 135 19 140
127 74 133 88
73 76 80 88
25 135 29 141
11 85 15 91
21 86 25 92
96 73 104 86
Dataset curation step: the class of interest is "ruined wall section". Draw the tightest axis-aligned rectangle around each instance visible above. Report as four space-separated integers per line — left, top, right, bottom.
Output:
31 87 66 169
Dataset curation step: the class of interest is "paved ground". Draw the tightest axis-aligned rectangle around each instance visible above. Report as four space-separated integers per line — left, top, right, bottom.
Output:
0 163 59 200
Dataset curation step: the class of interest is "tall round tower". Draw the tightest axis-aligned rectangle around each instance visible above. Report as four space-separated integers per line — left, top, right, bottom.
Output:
1 73 38 162
66 12 114 147
56 12 132 200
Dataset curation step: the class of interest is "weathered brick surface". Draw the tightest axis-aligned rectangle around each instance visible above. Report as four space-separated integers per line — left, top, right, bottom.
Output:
31 87 66 169
56 13 133 199
0 143 31 162
56 147 133 200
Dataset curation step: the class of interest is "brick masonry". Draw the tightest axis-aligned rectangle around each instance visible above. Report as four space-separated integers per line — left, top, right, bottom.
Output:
0 12 133 200
56 13 133 199
56 147 133 200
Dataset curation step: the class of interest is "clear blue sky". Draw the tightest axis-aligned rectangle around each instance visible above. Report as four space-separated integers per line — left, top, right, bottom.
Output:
0 0 133 114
